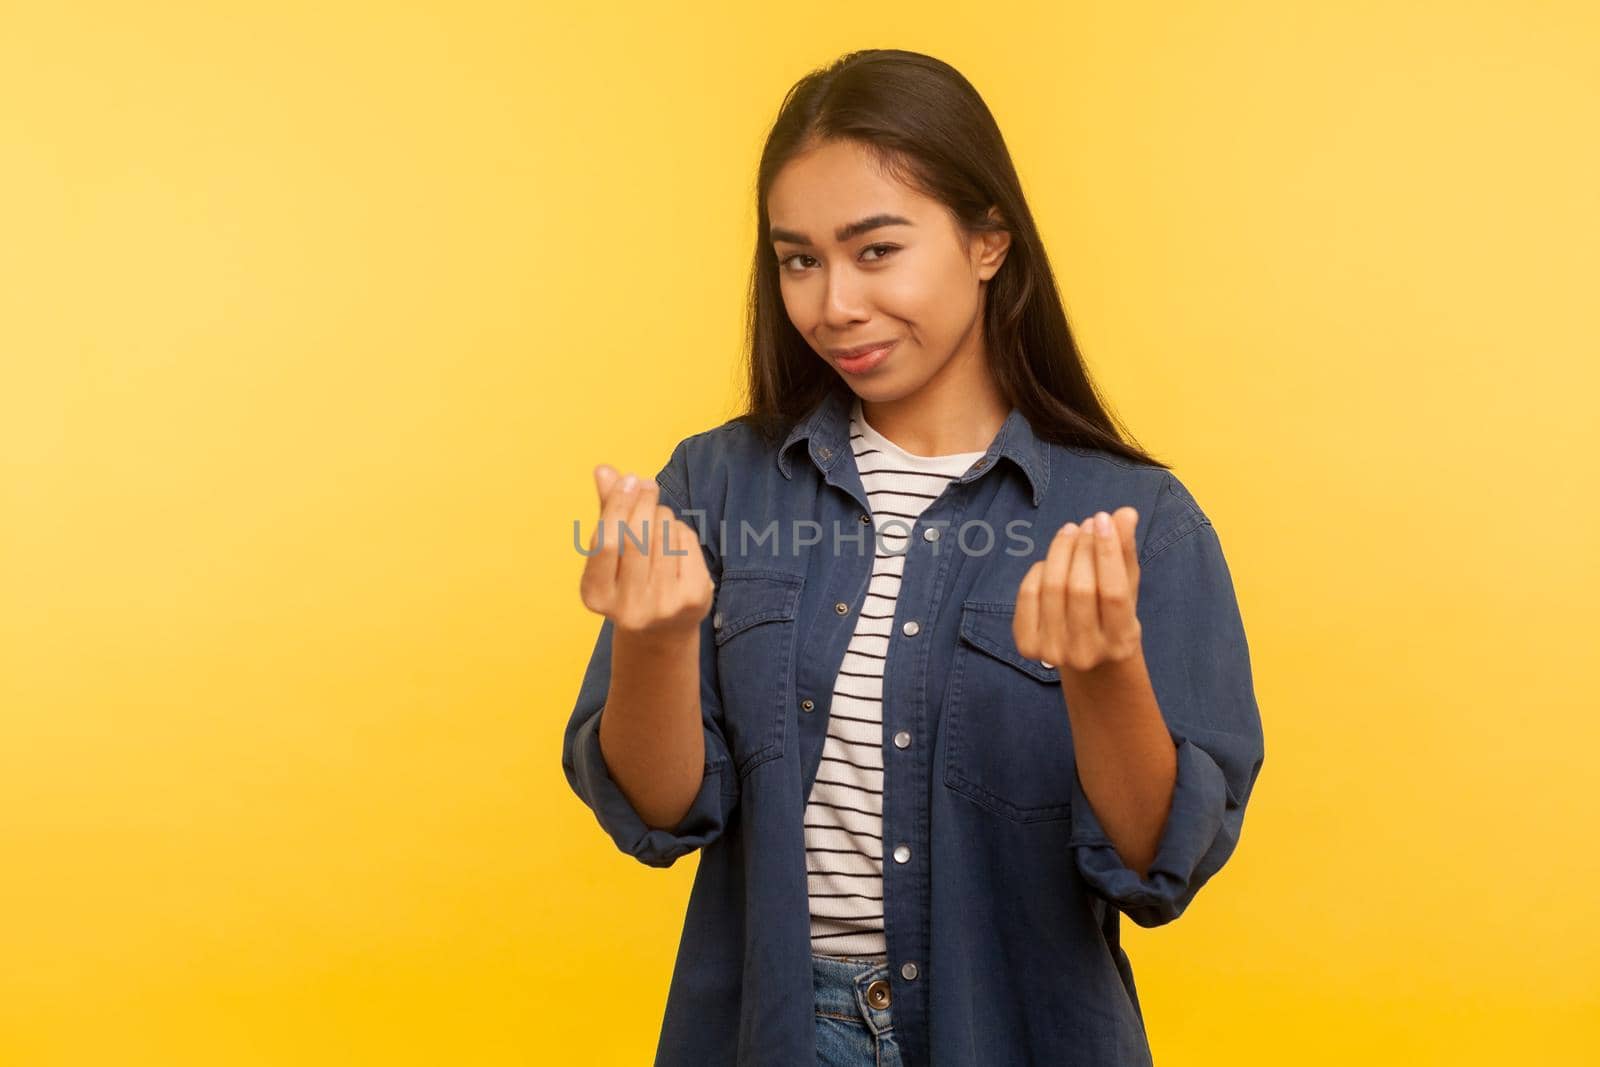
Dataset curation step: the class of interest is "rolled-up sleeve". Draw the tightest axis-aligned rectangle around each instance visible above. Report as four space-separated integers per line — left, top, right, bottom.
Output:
1069 477 1266 927
560 447 738 868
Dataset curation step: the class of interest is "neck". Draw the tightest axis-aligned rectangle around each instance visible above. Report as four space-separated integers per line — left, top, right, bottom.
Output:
859 343 1008 457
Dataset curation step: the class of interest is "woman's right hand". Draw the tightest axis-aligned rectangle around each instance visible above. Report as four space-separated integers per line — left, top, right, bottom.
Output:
579 464 714 642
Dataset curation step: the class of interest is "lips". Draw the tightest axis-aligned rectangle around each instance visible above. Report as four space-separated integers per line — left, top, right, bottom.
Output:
834 339 898 374
830 339 899 359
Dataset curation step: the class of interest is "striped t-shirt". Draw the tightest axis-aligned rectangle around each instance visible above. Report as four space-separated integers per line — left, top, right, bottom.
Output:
806 395 992 961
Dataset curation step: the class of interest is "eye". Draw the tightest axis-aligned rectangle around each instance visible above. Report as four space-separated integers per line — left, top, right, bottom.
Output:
777 244 900 274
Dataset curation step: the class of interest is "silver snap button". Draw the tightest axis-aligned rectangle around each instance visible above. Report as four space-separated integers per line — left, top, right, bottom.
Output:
923 527 939 542
713 611 723 629
818 446 832 459
901 620 920 636
859 514 871 524
801 698 815 713
893 730 911 749
1041 659 1055 668
893 844 910 863
834 601 849 615
901 961 919 980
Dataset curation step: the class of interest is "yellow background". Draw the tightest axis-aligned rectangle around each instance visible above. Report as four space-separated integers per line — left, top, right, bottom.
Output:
3 2 1597 1063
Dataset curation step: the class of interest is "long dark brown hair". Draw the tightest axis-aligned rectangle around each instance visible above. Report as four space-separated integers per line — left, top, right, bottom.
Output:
734 48 1168 470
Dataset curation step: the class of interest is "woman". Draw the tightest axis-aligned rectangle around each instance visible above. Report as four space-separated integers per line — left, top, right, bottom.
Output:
564 49 1265 1067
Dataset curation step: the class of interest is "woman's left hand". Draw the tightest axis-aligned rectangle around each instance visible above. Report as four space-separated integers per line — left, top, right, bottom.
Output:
1013 507 1144 675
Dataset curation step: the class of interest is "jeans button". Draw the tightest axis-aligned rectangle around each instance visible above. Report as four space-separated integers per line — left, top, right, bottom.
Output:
866 978 891 1009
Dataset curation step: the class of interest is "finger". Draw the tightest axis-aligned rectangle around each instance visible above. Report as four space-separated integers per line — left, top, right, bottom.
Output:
589 465 620 553
585 465 636 593
687 523 715 605
667 509 702 579
617 475 660 592
594 463 621 504
1066 514 1101 649
646 505 672 563
1041 521 1077 661
667 515 687 583
1092 510 1135 639
1013 560 1045 660
1114 506 1140 589
647 502 672 580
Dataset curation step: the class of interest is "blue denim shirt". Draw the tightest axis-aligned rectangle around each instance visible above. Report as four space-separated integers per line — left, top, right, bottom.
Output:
562 383 1266 1066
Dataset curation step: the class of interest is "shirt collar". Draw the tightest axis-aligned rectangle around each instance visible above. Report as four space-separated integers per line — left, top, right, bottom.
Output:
776 385 1051 507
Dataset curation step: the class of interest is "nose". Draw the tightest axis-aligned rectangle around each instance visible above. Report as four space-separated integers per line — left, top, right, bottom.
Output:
819 267 870 332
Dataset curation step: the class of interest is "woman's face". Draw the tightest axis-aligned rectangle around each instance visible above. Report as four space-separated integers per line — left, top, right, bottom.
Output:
767 139 1010 405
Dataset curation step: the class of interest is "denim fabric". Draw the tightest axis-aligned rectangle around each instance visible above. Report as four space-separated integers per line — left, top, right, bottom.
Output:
813 954 904 1067
562 381 1266 1066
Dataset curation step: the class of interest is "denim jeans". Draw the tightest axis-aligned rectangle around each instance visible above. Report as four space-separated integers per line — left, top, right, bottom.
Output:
812 953 904 1066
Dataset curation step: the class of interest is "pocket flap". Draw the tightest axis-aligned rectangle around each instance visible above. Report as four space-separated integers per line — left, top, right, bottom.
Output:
711 570 804 645
958 602 1061 683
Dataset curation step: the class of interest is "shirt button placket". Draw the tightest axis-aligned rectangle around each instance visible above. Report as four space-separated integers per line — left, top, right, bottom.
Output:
891 546 926 1002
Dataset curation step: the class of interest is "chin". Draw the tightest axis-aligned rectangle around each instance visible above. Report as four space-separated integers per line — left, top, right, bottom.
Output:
841 378 895 402
852 373 927 404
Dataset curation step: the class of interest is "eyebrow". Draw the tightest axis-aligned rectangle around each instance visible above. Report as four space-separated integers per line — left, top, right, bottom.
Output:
769 213 914 246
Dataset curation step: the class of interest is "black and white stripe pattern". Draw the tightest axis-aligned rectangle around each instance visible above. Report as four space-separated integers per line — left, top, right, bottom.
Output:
806 396 990 961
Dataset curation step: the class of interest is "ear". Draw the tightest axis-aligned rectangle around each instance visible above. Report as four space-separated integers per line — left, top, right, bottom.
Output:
974 205 1011 281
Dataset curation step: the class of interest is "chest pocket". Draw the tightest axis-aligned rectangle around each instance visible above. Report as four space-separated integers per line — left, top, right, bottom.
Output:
943 600 1077 822
711 569 804 778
